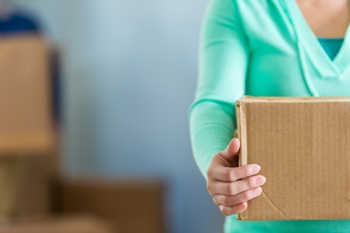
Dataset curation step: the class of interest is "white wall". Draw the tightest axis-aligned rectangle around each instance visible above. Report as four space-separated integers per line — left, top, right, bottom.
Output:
12 0 225 232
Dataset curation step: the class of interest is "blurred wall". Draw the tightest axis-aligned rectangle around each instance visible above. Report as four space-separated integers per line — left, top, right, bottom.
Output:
11 0 224 233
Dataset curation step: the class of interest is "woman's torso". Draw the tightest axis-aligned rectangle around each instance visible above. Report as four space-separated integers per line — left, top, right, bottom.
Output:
242 0 350 97
225 0 350 232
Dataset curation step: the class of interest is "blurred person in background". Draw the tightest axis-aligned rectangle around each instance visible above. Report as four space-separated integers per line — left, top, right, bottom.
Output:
0 0 40 35
189 0 350 232
0 0 61 128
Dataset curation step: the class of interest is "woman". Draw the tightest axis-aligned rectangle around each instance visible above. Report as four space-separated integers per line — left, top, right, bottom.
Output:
189 0 350 232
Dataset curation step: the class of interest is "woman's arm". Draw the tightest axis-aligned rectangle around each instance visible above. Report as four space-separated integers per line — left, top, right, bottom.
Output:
189 0 249 178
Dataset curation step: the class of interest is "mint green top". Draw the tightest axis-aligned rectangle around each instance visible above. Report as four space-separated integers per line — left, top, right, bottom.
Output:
318 38 344 60
188 0 350 232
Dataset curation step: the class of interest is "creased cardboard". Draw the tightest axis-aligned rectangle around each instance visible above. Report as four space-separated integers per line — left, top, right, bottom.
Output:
236 96 350 220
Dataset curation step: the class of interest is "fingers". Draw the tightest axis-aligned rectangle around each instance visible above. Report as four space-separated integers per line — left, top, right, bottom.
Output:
218 202 247 216
220 138 240 165
208 175 266 196
213 187 262 207
206 139 265 217
207 164 261 182
214 187 263 216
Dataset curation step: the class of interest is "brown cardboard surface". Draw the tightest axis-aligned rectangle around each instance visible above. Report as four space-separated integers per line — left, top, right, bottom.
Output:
0 216 115 233
14 155 58 218
0 35 54 154
236 96 350 220
54 179 164 233
0 155 58 219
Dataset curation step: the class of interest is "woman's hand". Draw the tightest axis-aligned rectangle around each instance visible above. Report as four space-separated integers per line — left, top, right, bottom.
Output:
206 138 266 216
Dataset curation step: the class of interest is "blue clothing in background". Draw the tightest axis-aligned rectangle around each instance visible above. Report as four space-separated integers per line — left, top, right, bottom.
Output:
318 38 344 61
0 13 40 35
0 11 62 124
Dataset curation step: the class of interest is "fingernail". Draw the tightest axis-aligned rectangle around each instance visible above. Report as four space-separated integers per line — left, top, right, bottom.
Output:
256 176 266 185
253 187 262 196
250 165 260 173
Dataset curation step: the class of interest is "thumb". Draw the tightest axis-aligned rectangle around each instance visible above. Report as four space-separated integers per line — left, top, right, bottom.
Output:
220 138 240 166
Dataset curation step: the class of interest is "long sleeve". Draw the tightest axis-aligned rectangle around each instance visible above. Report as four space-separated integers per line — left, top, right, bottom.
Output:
189 0 249 179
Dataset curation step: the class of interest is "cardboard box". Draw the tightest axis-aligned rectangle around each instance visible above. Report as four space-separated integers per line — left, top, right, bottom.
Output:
0 35 54 155
0 216 115 233
14 155 58 218
236 96 350 220
54 179 164 233
0 155 57 219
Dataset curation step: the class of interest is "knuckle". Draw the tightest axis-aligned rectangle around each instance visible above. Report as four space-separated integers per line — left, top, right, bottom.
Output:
227 170 236 181
242 166 249 178
227 183 236 195
243 190 252 201
222 196 230 205
236 167 248 180
218 151 225 159
246 177 253 189
207 167 214 177
206 182 212 194
226 184 233 195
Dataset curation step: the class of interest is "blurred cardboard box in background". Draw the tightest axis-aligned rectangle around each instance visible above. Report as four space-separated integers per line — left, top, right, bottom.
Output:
54 179 164 233
0 34 165 233
0 156 57 219
0 216 115 233
236 96 350 220
0 34 58 220
0 35 55 155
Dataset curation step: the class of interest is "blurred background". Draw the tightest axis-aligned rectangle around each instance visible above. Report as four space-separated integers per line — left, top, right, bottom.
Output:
0 0 224 233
